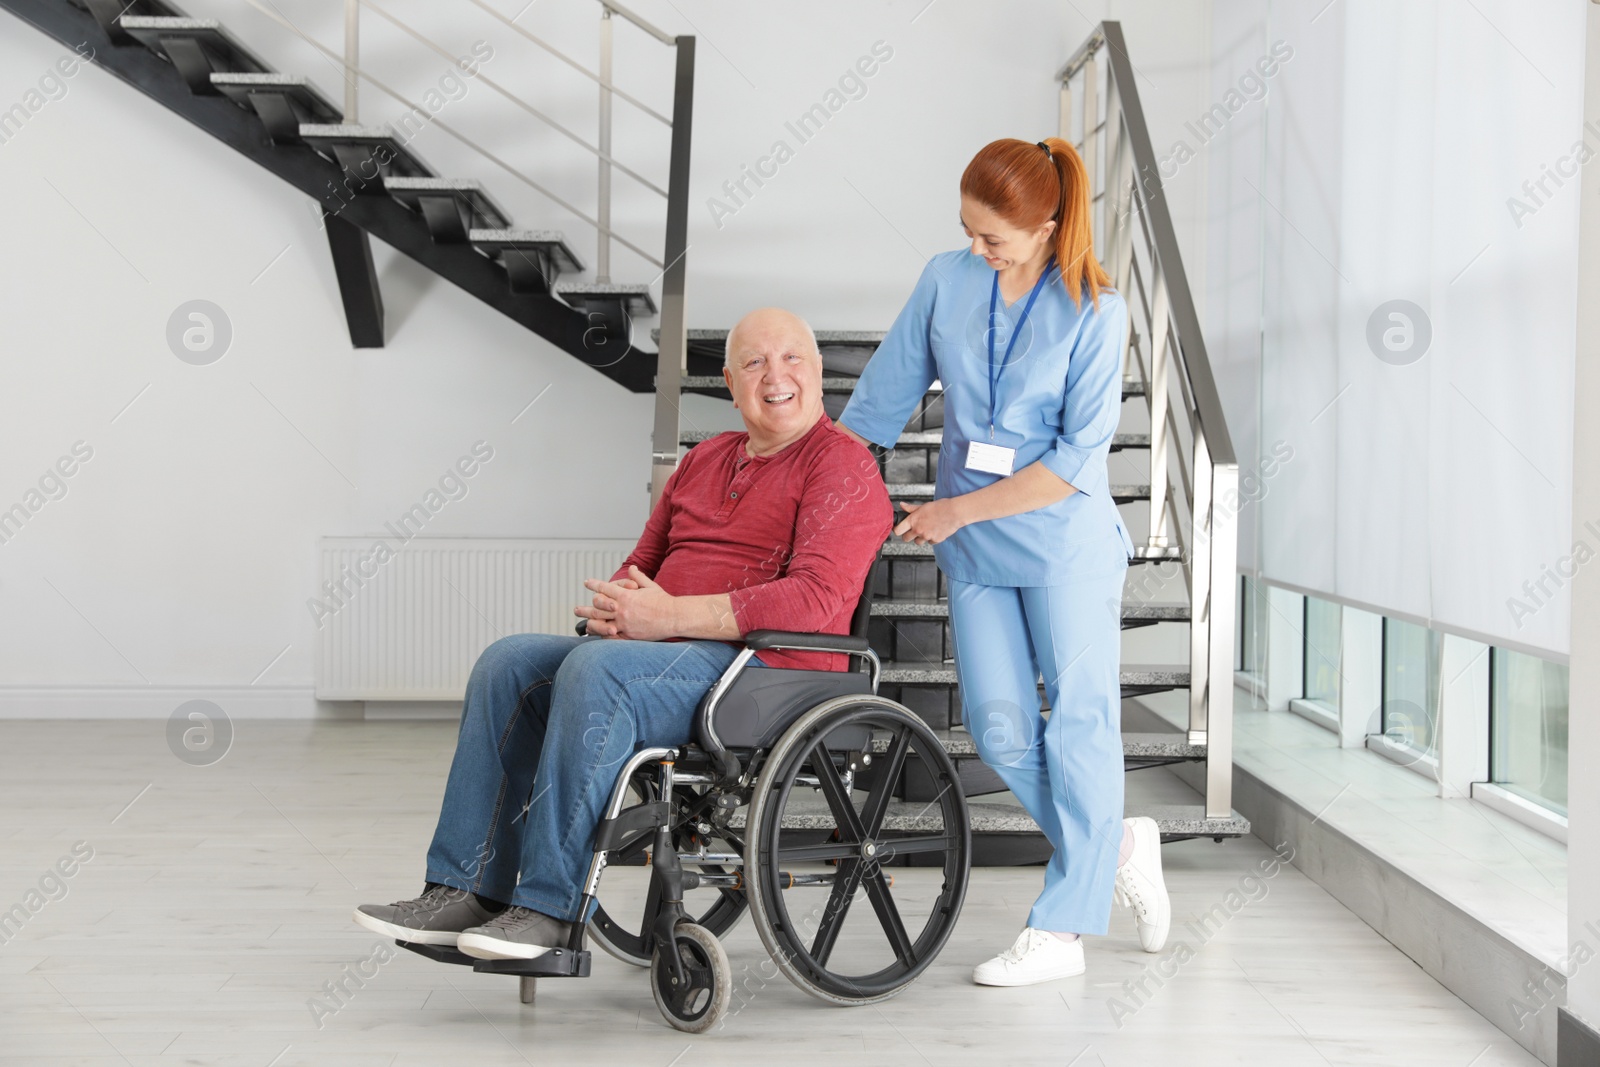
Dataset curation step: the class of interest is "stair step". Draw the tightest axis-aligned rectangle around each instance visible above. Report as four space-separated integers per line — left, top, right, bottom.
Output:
729 795 1247 841
962 800 1249 840
469 229 583 294
120 16 272 93
888 482 1150 503
870 599 1190 623
879 660 1190 690
299 124 436 185
879 539 1182 566
669 328 886 345
210 73 340 143
676 428 1150 451
866 728 1204 761
554 282 657 316
675 377 1145 402
680 375 871 395
384 177 511 240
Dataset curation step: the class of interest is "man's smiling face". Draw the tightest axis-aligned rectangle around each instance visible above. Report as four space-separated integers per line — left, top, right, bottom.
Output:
723 308 826 454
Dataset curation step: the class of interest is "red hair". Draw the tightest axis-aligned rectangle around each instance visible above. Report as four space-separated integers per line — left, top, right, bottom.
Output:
959 137 1111 309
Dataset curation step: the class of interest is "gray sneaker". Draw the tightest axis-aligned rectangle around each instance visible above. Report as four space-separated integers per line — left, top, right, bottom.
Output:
457 905 573 960
353 885 499 946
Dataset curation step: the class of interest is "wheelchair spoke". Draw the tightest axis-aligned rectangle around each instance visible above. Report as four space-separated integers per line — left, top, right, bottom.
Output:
777 840 859 864
807 857 864 966
876 833 953 859
859 727 911 838
809 742 867 843
863 866 916 964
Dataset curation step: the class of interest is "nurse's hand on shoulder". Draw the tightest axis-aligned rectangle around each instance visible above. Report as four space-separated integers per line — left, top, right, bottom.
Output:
894 500 967 546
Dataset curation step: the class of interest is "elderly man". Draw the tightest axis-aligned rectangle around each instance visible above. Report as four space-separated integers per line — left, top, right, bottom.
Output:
354 308 891 961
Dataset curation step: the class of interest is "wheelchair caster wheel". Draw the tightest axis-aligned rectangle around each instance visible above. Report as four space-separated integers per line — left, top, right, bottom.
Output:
650 922 730 1034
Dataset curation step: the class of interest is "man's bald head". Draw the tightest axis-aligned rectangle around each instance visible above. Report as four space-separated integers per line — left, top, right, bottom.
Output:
724 307 819 367
721 307 827 456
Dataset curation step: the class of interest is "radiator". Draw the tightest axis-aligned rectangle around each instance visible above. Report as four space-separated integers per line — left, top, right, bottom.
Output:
314 537 634 701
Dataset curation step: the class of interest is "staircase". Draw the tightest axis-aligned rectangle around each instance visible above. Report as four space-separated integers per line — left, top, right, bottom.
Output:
674 320 1249 859
3 0 697 392
669 21 1250 857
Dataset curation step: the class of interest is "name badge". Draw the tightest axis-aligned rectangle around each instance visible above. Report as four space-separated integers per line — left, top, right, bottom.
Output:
965 440 1016 477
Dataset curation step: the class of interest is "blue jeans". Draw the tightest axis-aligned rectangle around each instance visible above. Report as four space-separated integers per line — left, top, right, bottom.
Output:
424 634 747 923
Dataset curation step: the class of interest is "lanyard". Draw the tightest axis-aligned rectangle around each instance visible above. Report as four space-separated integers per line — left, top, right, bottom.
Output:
987 258 1054 439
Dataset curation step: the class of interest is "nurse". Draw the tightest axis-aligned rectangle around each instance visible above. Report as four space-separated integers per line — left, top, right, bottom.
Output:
839 137 1171 986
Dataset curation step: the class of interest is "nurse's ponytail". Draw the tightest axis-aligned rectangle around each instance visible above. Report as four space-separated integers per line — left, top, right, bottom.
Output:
960 137 1111 311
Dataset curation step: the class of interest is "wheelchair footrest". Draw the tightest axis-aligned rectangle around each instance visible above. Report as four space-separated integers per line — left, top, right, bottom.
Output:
394 940 476 967
472 949 591 978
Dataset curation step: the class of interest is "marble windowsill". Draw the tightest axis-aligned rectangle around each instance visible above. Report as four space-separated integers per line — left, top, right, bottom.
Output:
1133 687 1568 970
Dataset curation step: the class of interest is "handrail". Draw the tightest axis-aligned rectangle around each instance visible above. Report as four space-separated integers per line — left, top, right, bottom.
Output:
599 0 676 46
1060 22 1238 819
1093 24 1235 469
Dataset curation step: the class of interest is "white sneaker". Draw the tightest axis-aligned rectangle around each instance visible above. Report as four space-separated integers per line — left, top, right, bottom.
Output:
1114 815 1170 952
972 928 1085 986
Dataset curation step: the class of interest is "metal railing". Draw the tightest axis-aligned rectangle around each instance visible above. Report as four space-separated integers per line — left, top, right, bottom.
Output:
1059 23 1239 819
298 0 694 489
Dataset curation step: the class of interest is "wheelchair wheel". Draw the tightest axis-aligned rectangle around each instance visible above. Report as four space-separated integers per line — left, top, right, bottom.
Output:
651 921 731 1033
589 773 748 968
745 695 969 1005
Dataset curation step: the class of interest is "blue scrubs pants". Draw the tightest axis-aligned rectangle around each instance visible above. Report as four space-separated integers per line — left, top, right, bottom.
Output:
948 569 1127 934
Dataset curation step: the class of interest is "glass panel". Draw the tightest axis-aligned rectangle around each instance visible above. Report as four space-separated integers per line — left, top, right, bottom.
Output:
1240 576 1268 675
1381 619 1440 759
1491 649 1568 815
1303 597 1341 705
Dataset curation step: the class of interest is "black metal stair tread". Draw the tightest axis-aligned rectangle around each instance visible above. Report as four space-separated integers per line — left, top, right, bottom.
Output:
297 124 436 178
870 599 1189 622
728 794 1245 837
209 72 340 115
958 800 1248 838
676 428 1147 450
468 229 584 273
866 728 1204 760
553 282 657 315
879 660 1190 686
384 176 511 224
119 15 272 72
677 375 1145 401
657 328 887 344
679 375 889 394
889 482 1150 502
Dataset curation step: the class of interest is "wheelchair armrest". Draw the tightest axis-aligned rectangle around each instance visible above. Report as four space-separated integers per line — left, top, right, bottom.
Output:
574 620 588 637
742 630 870 654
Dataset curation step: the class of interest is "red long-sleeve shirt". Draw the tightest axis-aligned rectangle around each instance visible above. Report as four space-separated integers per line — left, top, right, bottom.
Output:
611 415 891 671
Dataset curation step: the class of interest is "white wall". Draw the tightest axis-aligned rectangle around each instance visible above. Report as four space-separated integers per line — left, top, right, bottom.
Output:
0 1 1213 714
1201 0 1584 659
1564 3 1600 1048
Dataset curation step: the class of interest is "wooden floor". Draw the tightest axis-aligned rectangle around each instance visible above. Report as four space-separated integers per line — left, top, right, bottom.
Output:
0 720 1541 1066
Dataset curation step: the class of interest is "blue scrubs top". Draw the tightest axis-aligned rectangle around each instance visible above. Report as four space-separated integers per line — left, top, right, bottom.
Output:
840 249 1134 587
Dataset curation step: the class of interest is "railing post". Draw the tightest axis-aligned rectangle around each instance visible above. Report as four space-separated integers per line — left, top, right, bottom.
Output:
343 0 359 121
596 6 613 284
1058 77 1071 143
1205 459 1239 818
1145 272 1171 549
1080 53 1098 241
1189 424 1213 747
649 36 695 509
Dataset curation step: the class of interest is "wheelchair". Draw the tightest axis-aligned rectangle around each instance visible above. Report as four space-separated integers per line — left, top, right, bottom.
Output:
395 562 972 1032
